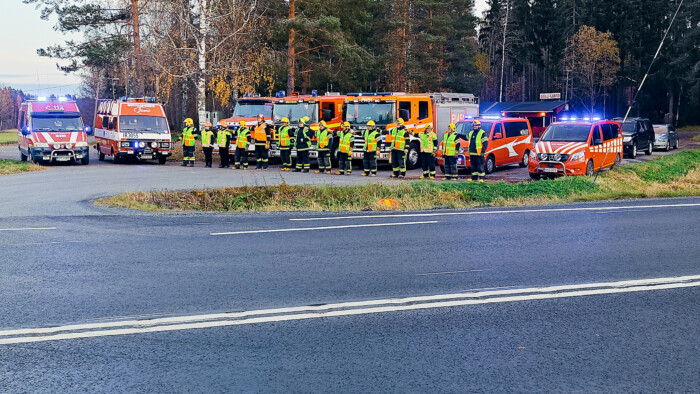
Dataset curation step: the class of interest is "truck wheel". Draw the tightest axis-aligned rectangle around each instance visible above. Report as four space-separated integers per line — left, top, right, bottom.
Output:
98 146 105 161
645 140 653 155
674 139 679 149
519 150 529 168
586 160 594 176
81 154 90 165
529 172 540 180
485 155 495 174
406 143 420 170
158 157 167 165
112 149 121 164
20 149 27 162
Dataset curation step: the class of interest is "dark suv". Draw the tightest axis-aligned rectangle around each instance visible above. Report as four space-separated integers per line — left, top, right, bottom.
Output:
614 117 655 159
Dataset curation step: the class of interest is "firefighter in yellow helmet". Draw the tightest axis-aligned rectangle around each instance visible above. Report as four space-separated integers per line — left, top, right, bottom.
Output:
362 120 380 176
276 117 294 171
179 118 198 167
216 121 233 168
253 113 271 169
415 123 438 179
315 120 332 174
233 120 251 169
293 116 313 172
201 121 215 168
335 121 354 175
388 118 409 178
440 123 459 180
467 119 489 182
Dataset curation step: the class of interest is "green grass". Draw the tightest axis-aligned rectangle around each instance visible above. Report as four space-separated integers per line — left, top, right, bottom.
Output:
0 130 18 145
677 125 700 132
98 149 700 213
0 159 44 176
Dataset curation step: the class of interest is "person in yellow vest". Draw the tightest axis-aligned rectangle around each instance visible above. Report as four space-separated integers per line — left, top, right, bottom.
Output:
416 124 438 179
315 120 333 174
201 121 216 168
388 118 409 178
467 119 489 182
276 117 294 171
233 120 251 170
335 122 354 175
441 123 459 181
178 118 198 167
216 123 233 168
253 113 271 169
362 120 380 177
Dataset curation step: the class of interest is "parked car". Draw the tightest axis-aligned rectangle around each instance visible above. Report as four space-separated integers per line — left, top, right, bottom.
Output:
613 117 655 159
652 124 679 151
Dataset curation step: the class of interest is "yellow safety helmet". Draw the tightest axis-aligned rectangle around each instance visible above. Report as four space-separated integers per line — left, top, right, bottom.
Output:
204 121 212 127
185 118 193 126
343 121 350 127
282 117 290 124
449 123 456 131
240 120 247 127
473 120 481 126
367 120 376 127
300 116 310 124
397 118 404 125
425 124 433 130
320 120 327 127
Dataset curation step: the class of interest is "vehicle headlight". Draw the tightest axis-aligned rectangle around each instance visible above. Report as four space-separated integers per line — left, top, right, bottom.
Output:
120 141 130 148
623 136 632 142
138 141 146 148
553 153 561 162
459 147 465 154
53 143 62 149
64 143 73 149
570 151 585 162
75 141 88 147
657 134 667 139
539 153 548 161
34 142 49 148
530 150 537 160
150 141 158 148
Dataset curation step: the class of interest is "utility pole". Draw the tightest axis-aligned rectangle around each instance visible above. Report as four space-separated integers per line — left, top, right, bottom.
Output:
92 69 101 129
111 78 120 99
286 0 296 94
196 0 208 129
565 69 571 101
499 0 509 103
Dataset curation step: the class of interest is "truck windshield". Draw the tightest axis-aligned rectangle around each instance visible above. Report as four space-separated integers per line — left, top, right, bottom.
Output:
540 124 591 142
273 103 319 123
456 121 493 136
621 122 636 133
119 116 169 133
233 101 273 118
31 115 83 132
345 102 395 125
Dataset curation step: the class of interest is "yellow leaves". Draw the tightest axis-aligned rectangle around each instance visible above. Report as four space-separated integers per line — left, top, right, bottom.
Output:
475 52 490 78
563 25 620 89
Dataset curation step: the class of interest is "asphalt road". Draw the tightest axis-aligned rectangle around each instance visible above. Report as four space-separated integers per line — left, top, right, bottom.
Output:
1 194 699 391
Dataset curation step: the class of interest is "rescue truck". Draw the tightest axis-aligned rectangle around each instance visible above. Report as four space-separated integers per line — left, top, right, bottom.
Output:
94 97 172 164
436 116 533 174
344 92 479 169
17 97 91 165
269 91 346 162
528 117 623 179
218 95 275 158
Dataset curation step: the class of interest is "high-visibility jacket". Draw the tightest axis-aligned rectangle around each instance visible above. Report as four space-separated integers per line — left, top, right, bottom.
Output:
389 126 408 150
420 131 437 153
295 126 313 151
236 127 251 149
364 129 380 152
201 129 215 147
253 123 270 145
339 131 354 154
216 129 232 148
467 128 488 156
442 132 458 157
316 127 331 151
181 126 196 147
277 125 292 149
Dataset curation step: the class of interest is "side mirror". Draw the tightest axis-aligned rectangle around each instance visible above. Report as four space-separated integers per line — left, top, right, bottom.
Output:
594 138 603 145
322 109 332 122
84 126 93 135
494 132 503 139
21 126 31 136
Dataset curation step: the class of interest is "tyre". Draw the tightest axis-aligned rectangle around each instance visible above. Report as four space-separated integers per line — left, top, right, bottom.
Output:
629 142 637 159
112 149 121 164
645 140 653 155
665 141 670 152
406 143 420 170
20 149 27 162
674 138 679 149
519 150 529 168
485 155 495 174
529 172 540 180
81 154 89 165
98 146 105 161
610 154 620 170
586 160 594 176
158 157 167 165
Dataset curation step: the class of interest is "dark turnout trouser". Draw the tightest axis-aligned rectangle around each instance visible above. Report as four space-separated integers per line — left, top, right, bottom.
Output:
280 148 292 169
363 151 377 175
420 152 435 178
296 149 310 171
444 156 458 179
317 150 331 172
470 154 485 180
219 147 229 167
183 145 195 164
255 144 269 168
234 147 248 168
338 152 352 174
391 149 406 176
203 147 213 167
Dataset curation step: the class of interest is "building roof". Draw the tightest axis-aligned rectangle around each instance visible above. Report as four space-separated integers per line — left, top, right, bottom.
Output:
480 101 569 114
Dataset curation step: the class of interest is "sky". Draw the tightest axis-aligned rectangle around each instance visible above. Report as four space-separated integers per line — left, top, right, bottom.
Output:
0 0 490 96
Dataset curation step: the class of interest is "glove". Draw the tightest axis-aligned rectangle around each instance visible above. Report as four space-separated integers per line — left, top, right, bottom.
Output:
265 143 270 150
404 149 409 155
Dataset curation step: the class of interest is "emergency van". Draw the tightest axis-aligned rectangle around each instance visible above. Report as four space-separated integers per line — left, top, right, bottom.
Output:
344 92 478 169
17 97 91 165
436 117 533 174
528 118 623 179
93 97 172 164
270 92 346 161
218 96 275 157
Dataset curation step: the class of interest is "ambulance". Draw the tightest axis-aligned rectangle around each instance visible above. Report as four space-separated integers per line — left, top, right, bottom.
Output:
436 117 533 174
344 92 478 169
17 97 91 165
93 97 172 164
270 91 346 161
528 117 623 179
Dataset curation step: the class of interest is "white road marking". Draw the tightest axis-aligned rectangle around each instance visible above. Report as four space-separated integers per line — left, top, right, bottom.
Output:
0 227 57 232
2 274 699 344
417 269 485 276
289 202 700 221
210 221 439 236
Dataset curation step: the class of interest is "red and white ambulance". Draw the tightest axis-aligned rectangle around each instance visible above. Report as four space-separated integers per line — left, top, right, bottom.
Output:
94 97 172 164
17 97 91 164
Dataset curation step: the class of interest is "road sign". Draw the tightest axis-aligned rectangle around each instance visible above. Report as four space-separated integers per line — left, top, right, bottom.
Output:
540 93 561 100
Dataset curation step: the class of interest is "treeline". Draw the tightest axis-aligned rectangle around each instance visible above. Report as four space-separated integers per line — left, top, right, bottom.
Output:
20 0 700 128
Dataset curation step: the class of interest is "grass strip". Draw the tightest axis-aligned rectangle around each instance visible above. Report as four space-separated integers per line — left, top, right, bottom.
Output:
0 159 44 176
98 149 700 213
0 130 18 145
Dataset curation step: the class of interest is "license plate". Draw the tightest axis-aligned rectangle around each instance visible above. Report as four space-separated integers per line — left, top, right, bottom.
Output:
543 167 558 173
141 154 153 160
145 149 152 154
55 156 70 162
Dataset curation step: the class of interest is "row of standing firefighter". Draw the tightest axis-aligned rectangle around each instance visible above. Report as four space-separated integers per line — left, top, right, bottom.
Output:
178 116 491 181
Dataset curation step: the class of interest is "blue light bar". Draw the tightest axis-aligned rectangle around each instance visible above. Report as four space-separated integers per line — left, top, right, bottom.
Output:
311 90 318 97
481 115 501 120
38 96 47 101
58 97 68 102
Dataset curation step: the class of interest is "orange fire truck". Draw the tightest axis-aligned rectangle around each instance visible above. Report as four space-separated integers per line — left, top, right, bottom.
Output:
218 95 275 158
93 97 172 164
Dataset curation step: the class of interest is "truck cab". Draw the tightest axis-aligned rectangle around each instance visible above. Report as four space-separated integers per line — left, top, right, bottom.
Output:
218 96 274 155
17 97 91 165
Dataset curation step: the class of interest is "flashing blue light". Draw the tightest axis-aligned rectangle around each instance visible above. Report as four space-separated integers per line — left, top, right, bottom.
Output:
560 117 570 121
311 90 318 97
38 96 47 101
482 115 501 120
583 116 591 121
466 115 474 119
593 117 602 121
275 90 286 98
570 116 578 121
245 92 251 97
58 97 68 102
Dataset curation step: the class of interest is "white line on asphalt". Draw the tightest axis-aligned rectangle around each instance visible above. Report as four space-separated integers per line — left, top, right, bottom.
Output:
2 274 699 344
210 221 439 236
288 202 700 221
0 227 57 232
2 278 700 344
417 269 485 276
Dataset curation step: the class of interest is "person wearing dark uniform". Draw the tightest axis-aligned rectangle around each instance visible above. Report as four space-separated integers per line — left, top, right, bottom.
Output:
293 116 313 173
441 123 459 181
417 124 438 179
315 120 333 174
233 120 251 170
336 122 354 175
276 117 293 171
179 117 197 167
388 118 408 178
253 114 271 169
467 119 489 182
362 120 380 177
201 121 215 168
216 123 233 168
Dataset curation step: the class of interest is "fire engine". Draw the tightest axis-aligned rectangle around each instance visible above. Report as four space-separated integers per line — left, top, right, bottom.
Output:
269 91 346 161
528 117 623 179
344 92 479 169
93 97 172 164
17 96 91 165
218 95 275 158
